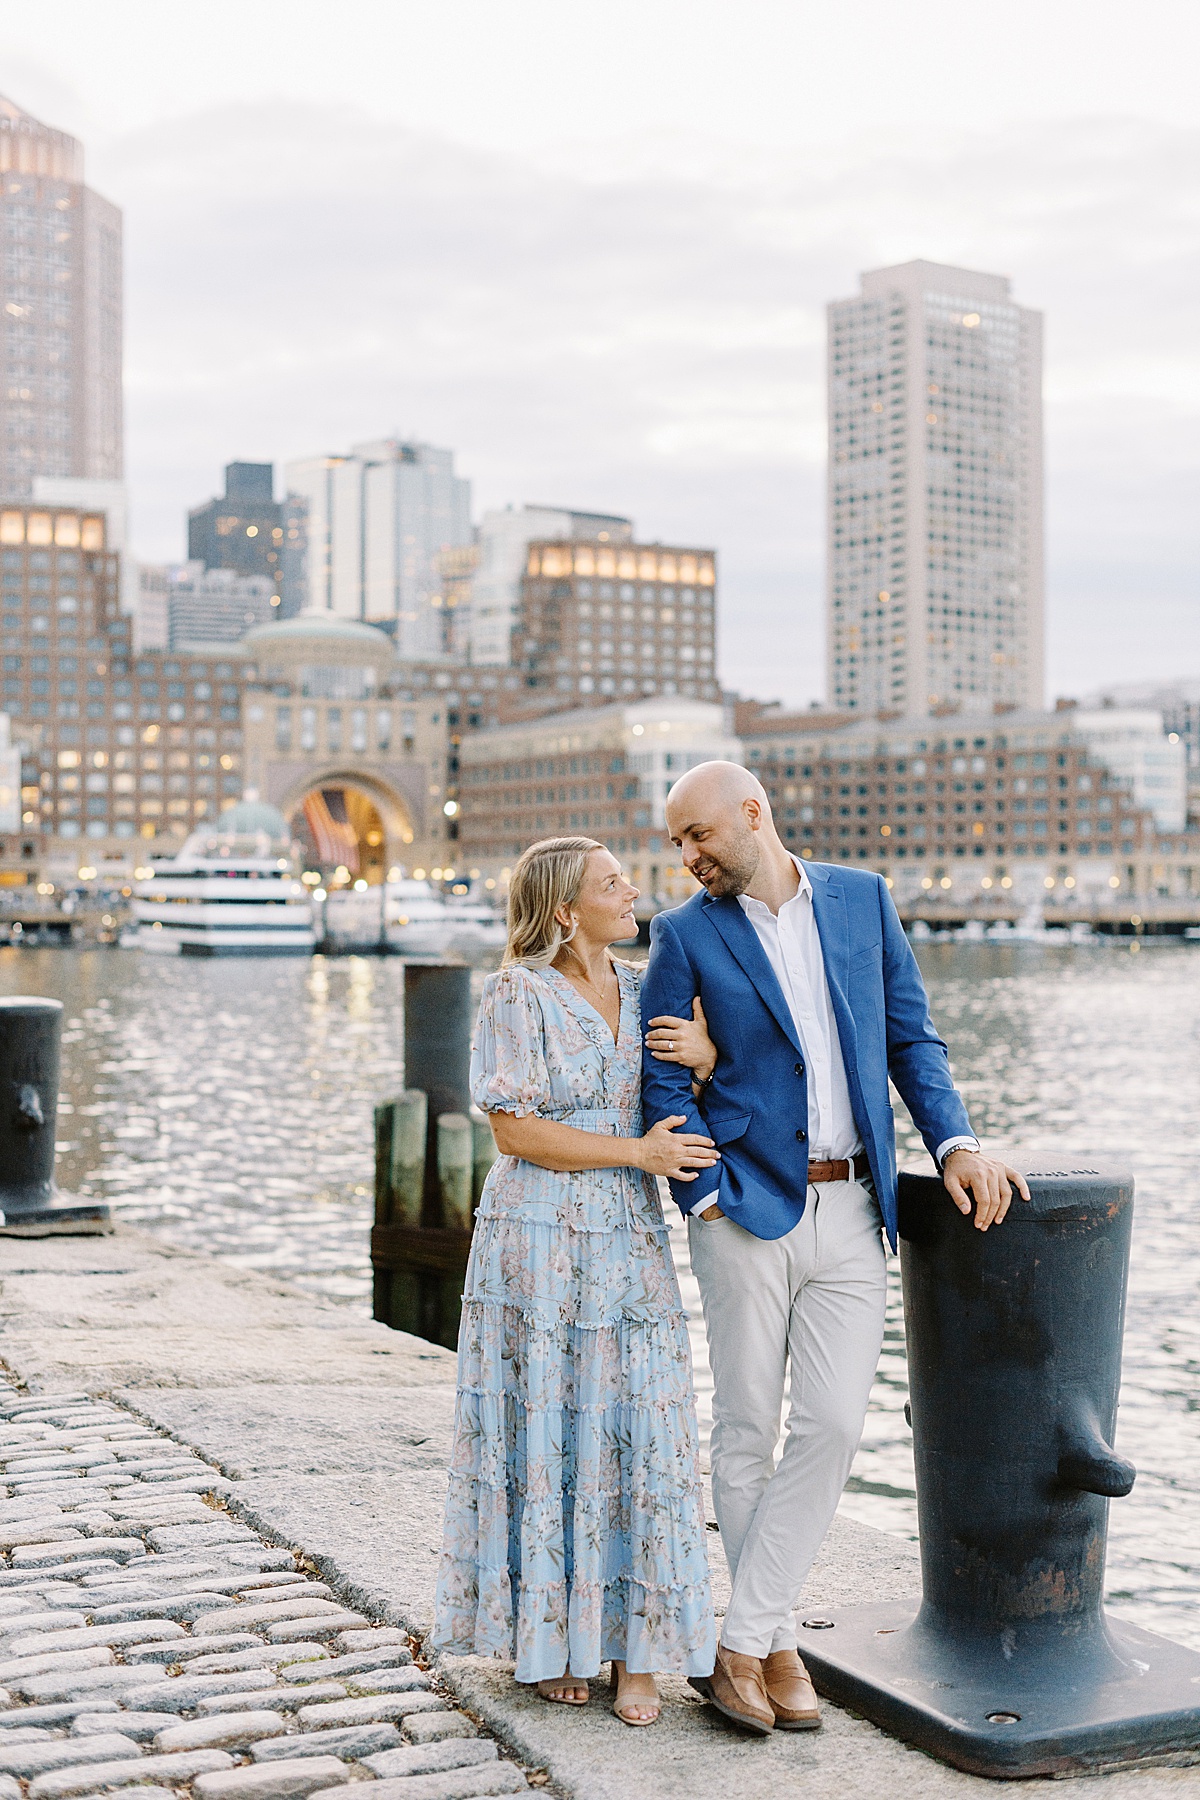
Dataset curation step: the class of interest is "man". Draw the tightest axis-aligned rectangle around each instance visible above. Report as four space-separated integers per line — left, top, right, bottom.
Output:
641 762 1027 1737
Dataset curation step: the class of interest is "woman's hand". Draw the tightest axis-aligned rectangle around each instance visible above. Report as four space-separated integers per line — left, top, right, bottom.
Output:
635 1115 720 1182
645 997 717 1084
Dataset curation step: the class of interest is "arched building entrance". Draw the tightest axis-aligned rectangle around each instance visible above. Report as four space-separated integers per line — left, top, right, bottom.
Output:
280 770 416 885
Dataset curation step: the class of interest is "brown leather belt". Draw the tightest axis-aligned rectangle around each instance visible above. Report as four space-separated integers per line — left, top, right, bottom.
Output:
807 1151 871 1185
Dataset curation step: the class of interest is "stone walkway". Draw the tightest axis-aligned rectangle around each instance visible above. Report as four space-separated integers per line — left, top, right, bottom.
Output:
0 1384 531 1800
1 1227 1199 1800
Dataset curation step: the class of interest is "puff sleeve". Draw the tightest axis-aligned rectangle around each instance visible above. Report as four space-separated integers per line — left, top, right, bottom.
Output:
470 965 550 1118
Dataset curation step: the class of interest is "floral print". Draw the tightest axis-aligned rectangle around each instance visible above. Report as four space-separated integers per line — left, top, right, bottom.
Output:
431 960 715 1682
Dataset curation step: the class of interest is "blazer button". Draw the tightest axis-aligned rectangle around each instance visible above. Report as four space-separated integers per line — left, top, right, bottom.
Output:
794 1061 805 1077
795 1128 807 1142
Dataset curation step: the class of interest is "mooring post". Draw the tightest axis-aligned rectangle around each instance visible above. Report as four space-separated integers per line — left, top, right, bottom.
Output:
796 1162 1200 1778
371 1098 396 1323
0 997 110 1236
370 965 476 1351
470 1108 497 1205
372 1090 428 1333
402 963 472 1223
390 1090 427 1227
436 1114 474 1232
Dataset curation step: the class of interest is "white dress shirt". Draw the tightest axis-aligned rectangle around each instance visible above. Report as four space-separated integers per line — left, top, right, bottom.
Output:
737 856 977 1168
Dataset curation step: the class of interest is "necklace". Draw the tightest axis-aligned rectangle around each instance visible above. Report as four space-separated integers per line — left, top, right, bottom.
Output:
562 947 614 1000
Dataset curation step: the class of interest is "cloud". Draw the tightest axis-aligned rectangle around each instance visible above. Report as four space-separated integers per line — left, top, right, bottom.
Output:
91 103 1199 704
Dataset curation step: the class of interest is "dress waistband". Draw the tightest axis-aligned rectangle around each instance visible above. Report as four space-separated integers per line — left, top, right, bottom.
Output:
551 1104 641 1135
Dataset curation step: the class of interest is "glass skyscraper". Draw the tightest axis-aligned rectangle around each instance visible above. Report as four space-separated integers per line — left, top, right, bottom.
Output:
0 95 123 497
827 260 1043 718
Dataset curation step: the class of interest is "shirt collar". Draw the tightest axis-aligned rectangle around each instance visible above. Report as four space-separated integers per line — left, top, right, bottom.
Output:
737 853 812 920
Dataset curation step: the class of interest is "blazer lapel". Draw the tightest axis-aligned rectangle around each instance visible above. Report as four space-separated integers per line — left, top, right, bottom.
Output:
808 865 849 1003
704 893 804 1056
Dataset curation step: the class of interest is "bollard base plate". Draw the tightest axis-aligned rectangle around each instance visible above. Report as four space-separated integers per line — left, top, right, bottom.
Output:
0 1192 112 1237
798 1601 1200 1779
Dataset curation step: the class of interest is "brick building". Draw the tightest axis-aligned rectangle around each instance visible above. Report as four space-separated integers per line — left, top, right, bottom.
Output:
0 501 250 863
509 539 720 712
457 697 740 904
739 706 1200 904
0 500 522 883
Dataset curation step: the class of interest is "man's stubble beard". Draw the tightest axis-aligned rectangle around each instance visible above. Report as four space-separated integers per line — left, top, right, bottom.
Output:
695 833 760 899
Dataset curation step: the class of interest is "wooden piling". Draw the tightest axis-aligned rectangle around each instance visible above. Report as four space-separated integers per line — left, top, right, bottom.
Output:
371 964 489 1352
390 1090 427 1227
471 1109 498 1205
437 1114 474 1232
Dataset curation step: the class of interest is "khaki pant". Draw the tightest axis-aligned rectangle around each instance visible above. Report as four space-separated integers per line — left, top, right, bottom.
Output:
687 1179 887 1657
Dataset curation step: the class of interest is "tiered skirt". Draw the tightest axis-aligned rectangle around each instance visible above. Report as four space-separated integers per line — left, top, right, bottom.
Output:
431 1121 715 1682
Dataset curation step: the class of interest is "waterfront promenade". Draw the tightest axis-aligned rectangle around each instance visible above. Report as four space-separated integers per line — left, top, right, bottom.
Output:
0 1227 1197 1799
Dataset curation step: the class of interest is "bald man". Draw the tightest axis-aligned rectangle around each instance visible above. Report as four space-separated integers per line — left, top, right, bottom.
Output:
641 761 1026 1736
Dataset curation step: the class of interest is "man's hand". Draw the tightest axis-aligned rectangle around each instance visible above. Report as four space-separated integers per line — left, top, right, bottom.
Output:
942 1149 1031 1231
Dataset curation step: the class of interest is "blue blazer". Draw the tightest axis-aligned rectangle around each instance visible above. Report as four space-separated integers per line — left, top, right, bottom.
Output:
640 863 973 1249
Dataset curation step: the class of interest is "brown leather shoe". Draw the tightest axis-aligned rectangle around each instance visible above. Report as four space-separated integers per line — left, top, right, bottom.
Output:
689 1643 774 1735
761 1648 821 1730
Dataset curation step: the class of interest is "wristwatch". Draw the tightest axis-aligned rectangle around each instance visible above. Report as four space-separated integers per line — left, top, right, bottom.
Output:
937 1135 980 1171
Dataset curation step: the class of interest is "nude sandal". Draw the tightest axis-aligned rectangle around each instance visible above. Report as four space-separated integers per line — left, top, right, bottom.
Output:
609 1661 660 1726
536 1674 589 1705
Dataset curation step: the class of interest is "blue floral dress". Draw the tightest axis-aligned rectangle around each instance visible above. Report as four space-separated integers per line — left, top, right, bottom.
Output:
431 959 715 1683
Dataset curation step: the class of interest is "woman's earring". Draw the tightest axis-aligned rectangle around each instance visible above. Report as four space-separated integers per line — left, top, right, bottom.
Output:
562 915 579 945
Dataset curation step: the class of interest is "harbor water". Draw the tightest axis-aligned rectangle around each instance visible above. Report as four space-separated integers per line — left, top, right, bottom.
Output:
0 938 1196 1647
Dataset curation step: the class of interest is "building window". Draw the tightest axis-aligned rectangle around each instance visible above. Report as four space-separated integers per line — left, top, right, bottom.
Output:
377 710 391 752
327 707 342 753
350 707 367 753
275 707 292 753
300 707 317 752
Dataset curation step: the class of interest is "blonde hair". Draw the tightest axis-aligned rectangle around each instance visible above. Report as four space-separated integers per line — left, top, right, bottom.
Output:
503 836 603 970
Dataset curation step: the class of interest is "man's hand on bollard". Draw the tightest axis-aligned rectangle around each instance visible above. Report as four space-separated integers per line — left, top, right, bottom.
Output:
942 1149 1031 1231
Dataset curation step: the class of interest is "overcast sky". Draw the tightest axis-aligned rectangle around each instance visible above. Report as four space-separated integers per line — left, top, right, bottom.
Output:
1 0 1197 705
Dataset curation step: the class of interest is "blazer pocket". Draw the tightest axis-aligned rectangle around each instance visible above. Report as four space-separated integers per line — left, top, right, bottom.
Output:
849 941 883 967
703 1113 752 1146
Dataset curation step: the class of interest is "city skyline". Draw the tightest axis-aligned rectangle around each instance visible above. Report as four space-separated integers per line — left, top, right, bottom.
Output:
0 7 1195 708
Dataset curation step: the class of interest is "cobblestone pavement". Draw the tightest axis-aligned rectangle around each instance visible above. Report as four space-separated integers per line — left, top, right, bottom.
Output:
0 1384 536 1800
3 1231 1199 1800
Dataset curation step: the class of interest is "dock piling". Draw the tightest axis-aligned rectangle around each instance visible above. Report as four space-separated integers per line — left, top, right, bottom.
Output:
470 1109 497 1205
390 1090 427 1227
436 1113 474 1233
370 964 485 1351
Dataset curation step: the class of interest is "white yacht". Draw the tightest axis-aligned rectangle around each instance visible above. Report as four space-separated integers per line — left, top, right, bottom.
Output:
321 878 507 957
387 878 507 957
129 801 316 957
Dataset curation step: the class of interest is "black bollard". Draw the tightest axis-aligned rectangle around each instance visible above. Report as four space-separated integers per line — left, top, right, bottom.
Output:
370 964 477 1350
0 998 110 1235
402 963 472 1223
797 1162 1200 1778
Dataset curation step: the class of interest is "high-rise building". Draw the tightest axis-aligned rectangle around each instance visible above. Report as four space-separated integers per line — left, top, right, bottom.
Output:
510 538 720 710
283 438 472 656
154 562 277 652
0 96 122 497
187 463 306 614
827 260 1043 719
470 505 633 665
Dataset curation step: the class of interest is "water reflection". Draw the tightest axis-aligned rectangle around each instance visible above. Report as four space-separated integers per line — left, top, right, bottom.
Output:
0 939 1196 1645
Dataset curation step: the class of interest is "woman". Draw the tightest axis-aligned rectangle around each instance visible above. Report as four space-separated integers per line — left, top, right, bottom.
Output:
431 837 718 1726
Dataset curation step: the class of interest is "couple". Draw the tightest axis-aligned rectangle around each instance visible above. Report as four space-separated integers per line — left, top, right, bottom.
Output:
432 761 1025 1732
